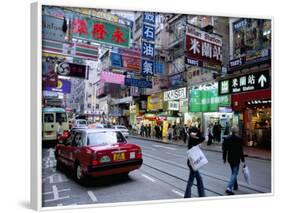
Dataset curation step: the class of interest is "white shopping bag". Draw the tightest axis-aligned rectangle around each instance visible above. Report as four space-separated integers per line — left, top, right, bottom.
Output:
187 145 208 171
242 164 251 184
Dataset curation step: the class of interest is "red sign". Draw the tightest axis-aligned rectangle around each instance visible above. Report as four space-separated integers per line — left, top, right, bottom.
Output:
121 49 141 72
186 24 222 69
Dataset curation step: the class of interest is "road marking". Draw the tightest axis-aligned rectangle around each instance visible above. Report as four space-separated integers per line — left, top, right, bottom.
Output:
172 189 184 197
87 191 98 203
142 174 156 182
153 145 177 151
44 185 70 202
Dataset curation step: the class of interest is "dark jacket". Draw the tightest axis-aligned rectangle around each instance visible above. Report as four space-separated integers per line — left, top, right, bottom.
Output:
223 134 245 165
188 127 205 150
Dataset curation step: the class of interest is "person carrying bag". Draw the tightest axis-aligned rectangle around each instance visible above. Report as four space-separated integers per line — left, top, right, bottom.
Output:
184 126 206 198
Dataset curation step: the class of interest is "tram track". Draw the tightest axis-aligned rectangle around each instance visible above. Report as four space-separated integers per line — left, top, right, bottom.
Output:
142 152 268 194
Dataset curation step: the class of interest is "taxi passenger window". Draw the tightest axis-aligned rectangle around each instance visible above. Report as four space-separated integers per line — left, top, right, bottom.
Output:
73 133 83 147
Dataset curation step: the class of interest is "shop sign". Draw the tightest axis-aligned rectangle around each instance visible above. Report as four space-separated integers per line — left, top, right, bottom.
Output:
164 87 187 101
43 79 71 94
219 107 233 113
71 16 130 48
168 101 180 111
233 19 248 31
142 23 155 41
42 15 66 42
100 71 125 85
42 40 98 60
125 78 152 88
57 62 88 79
141 41 155 58
189 87 230 112
147 93 163 111
218 70 270 95
229 49 270 70
229 56 246 68
121 49 141 71
186 24 222 69
111 52 123 67
96 85 105 97
141 59 154 76
143 12 156 25
179 99 189 113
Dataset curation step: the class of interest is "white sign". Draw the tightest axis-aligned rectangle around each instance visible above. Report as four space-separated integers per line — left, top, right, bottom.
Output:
186 24 222 46
168 101 180 111
164 87 187 101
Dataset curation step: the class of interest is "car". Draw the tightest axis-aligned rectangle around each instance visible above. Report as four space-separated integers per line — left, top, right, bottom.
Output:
55 128 143 184
73 119 88 128
113 125 129 138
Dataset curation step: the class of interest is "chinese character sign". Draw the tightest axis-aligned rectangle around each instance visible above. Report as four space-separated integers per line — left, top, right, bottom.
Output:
143 12 156 25
141 59 154 76
186 24 222 69
142 41 155 58
142 24 155 41
218 70 270 95
72 16 130 48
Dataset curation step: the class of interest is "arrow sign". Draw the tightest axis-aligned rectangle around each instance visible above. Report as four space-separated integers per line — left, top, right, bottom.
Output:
258 74 267 87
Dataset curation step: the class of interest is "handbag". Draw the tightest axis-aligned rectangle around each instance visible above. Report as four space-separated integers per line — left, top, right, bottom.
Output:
187 145 208 171
242 164 251 184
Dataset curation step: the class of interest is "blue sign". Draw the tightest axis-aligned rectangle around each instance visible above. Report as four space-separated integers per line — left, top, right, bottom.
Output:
143 12 156 25
125 78 152 88
111 52 123 67
169 73 184 87
43 79 71 94
155 62 164 75
141 59 154 76
42 15 66 42
142 24 155 41
142 41 155 58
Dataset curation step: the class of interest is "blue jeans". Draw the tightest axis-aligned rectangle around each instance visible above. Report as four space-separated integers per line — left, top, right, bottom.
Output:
184 163 205 198
227 164 239 190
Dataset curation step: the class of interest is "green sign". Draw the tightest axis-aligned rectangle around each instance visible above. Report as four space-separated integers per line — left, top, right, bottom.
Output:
71 16 130 48
189 88 230 112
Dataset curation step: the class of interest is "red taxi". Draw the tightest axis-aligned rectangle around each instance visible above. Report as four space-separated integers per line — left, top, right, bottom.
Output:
55 128 143 184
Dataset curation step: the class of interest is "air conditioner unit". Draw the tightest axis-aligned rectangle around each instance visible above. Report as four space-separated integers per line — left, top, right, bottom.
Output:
165 55 173 62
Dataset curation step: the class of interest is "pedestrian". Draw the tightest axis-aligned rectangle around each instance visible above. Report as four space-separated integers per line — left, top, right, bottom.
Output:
213 122 222 143
155 124 160 139
140 123 145 137
222 126 245 195
56 120 64 142
168 124 173 140
148 124 152 137
207 123 213 146
184 126 205 198
182 124 189 144
144 124 148 137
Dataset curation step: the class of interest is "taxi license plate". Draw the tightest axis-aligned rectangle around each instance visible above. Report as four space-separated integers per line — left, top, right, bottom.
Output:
113 152 125 161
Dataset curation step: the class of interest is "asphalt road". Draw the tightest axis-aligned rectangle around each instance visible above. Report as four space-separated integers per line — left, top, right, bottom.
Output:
42 137 272 208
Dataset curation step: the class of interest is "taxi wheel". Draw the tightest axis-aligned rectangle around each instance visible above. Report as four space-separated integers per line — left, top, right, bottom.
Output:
74 163 89 185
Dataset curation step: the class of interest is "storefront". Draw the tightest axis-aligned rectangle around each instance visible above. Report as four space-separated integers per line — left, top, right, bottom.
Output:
231 89 271 149
188 82 232 140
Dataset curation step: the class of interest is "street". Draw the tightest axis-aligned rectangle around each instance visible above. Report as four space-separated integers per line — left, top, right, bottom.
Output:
42 137 271 207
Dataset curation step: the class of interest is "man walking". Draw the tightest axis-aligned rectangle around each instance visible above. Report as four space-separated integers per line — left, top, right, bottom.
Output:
184 126 205 198
223 126 245 195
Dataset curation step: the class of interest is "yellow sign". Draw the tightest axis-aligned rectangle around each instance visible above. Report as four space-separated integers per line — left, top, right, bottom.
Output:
147 93 163 111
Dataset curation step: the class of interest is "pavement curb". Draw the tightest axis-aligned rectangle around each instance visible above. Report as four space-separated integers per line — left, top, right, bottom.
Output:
129 135 271 161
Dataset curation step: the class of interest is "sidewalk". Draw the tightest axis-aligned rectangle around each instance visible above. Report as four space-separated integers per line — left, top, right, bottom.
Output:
130 134 271 161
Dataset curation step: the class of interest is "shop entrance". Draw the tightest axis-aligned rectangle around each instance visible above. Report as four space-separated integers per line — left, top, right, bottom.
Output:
245 105 271 149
